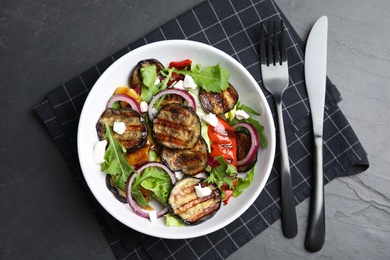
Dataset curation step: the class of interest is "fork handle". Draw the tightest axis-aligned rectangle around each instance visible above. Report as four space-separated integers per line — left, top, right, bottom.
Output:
305 136 325 252
276 101 298 238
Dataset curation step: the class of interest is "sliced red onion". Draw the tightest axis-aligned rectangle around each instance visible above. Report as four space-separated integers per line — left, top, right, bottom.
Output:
134 84 142 95
148 88 196 120
126 162 176 219
233 122 259 167
107 94 142 114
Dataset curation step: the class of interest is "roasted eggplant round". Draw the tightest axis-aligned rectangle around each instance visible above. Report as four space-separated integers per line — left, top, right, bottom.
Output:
152 103 201 150
106 175 127 203
96 107 148 153
236 131 258 172
128 59 164 89
199 83 239 115
168 177 221 225
161 138 208 176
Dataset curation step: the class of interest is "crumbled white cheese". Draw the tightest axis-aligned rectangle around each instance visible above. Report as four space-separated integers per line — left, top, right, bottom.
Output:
235 109 250 120
93 140 107 164
149 210 157 223
173 80 184 90
154 78 161 85
194 184 212 197
183 74 197 89
174 171 184 181
140 101 149 113
113 121 126 135
202 113 218 127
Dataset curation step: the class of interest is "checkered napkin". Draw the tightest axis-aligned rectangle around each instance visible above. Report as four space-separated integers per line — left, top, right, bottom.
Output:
34 0 369 259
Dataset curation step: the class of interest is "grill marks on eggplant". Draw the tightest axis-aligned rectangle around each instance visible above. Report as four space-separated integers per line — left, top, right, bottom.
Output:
199 84 239 115
169 177 221 224
153 103 201 150
96 108 148 152
161 138 208 176
97 59 262 224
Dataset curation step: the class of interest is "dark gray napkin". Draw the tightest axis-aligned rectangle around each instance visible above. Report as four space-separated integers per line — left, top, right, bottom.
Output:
34 0 369 259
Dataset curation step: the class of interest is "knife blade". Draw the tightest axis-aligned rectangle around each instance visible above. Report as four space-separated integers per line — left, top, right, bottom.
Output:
304 16 328 252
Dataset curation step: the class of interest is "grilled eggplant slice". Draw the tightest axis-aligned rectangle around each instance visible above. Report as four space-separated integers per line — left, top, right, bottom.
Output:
159 94 185 107
105 175 127 203
168 177 221 224
128 59 164 89
236 131 258 172
161 138 208 176
199 83 239 115
96 107 148 153
152 103 201 149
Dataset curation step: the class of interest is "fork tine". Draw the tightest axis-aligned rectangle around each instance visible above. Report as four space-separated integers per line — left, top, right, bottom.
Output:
267 21 272 66
260 22 266 65
274 20 279 65
281 20 287 63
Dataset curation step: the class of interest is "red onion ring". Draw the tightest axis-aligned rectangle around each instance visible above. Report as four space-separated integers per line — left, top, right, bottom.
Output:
126 162 176 219
148 88 196 120
233 122 259 167
107 94 142 114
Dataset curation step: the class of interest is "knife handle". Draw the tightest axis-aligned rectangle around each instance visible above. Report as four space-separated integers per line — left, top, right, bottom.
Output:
305 136 325 252
276 102 298 238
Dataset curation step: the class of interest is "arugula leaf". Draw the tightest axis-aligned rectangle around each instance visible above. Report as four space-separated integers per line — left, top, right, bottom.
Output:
168 64 230 93
235 101 261 116
205 156 237 189
159 67 174 89
101 122 135 190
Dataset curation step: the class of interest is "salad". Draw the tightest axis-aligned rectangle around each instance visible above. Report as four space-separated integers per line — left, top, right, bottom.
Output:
93 58 268 226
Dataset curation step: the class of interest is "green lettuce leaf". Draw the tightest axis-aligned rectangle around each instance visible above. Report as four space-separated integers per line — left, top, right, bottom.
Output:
205 156 237 189
165 214 184 227
140 65 174 103
233 166 255 197
131 166 173 207
168 64 230 93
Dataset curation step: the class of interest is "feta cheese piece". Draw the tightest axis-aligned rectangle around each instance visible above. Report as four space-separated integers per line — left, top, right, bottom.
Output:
140 101 149 113
173 80 184 89
113 121 126 135
93 140 107 164
202 113 218 127
154 78 161 85
235 109 250 120
149 210 157 223
194 184 212 197
195 172 208 179
175 171 184 181
183 74 197 89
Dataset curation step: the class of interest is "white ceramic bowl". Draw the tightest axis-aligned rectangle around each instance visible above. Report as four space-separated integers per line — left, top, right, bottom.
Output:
77 40 275 239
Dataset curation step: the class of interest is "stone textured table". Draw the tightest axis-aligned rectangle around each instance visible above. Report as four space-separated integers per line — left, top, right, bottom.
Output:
1 0 389 259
